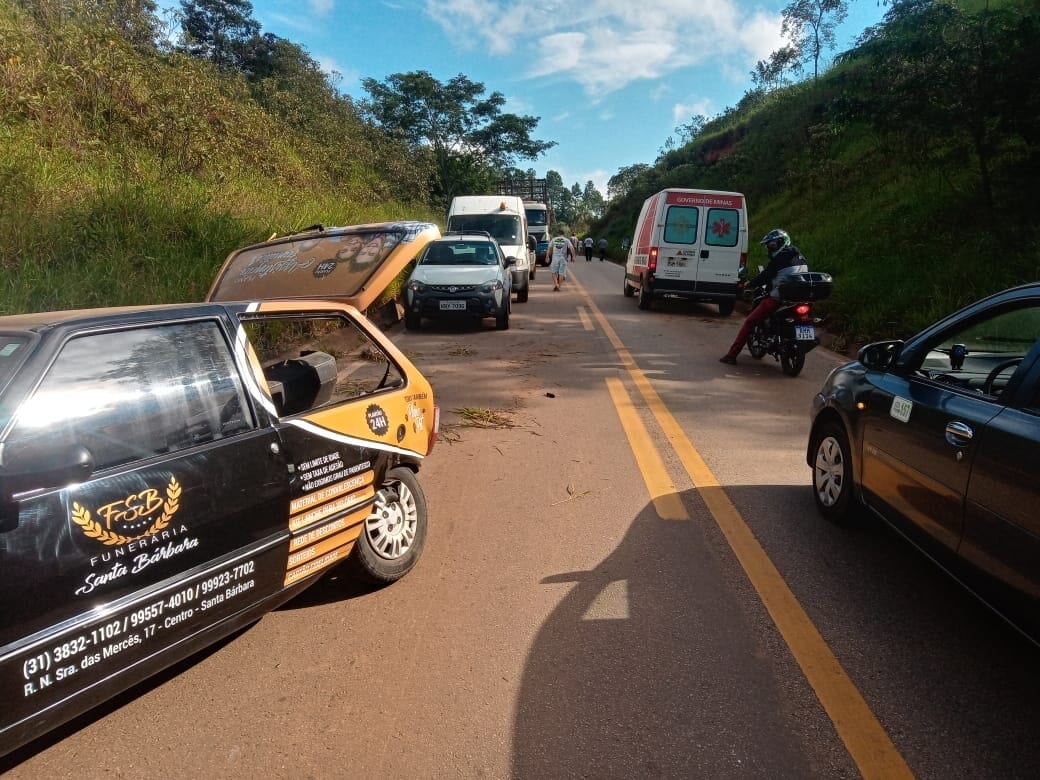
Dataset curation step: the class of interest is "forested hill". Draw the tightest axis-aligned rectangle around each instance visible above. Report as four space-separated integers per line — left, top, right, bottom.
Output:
3 0 1038 345
0 0 436 313
591 0 1040 347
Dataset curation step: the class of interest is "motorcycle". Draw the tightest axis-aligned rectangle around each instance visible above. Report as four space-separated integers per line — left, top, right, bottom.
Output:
743 271 833 377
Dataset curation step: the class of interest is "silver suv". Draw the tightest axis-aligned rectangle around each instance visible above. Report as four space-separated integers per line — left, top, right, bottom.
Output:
404 232 514 331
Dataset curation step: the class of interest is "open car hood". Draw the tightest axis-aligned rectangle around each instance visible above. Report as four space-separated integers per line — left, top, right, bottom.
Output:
206 222 440 311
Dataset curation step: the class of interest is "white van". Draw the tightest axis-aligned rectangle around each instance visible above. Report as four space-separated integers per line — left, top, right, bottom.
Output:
447 195 532 302
623 188 748 315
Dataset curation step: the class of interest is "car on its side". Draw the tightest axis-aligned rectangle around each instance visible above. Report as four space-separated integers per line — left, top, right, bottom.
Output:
403 232 514 331
808 281 1040 644
0 222 441 758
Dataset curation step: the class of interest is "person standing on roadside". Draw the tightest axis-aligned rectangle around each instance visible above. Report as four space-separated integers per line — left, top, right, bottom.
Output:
598 237 608 261
583 236 594 262
549 235 574 291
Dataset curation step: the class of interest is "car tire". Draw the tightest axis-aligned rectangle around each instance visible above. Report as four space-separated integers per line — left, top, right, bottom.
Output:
781 351 805 376
496 301 510 330
811 422 854 524
718 299 734 316
530 268 536 280
516 285 529 303
404 311 421 331
347 467 428 584
623 276 635 297
637 279 652 310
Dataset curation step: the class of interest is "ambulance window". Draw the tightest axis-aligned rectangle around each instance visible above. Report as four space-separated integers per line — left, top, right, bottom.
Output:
243 315 404 417
663 206 698 244
704 208 740 247
6 322 254 472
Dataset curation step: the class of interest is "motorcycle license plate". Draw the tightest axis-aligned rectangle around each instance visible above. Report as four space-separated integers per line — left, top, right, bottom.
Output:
439 301 466 311
795 325 816 341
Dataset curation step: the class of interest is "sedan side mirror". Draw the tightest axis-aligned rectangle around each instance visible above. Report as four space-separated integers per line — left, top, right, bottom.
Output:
857 340 904 371
0 443 96 502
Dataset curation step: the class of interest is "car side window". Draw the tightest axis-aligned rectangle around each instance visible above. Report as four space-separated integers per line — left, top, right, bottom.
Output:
918 304 1040 396
7 321 254 472
242 315 404 417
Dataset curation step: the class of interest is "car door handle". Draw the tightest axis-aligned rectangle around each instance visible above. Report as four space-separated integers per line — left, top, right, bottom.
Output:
945 420 974 446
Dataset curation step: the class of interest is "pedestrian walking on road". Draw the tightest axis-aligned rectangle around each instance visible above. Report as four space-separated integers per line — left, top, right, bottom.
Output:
598 237 607 261
583 236 594 262
549 236 574 291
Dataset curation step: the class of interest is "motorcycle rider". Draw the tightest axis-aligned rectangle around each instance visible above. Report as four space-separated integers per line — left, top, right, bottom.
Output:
719 228 809 364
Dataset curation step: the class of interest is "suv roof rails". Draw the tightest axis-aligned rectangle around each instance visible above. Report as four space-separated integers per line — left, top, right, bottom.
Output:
441 230 494 240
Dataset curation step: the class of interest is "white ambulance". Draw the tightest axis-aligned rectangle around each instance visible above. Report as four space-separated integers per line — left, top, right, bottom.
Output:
623 188 748 315
447 195 532 302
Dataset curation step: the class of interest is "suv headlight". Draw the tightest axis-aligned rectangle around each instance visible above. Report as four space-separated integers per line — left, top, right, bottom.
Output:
407 280 427 293
480 279 504 292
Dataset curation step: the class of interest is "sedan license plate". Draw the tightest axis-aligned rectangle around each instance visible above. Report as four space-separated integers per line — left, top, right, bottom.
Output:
439 300 466 311
795 325 816 341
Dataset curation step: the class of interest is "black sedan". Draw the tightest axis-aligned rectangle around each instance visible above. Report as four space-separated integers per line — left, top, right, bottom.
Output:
807 282 1040 644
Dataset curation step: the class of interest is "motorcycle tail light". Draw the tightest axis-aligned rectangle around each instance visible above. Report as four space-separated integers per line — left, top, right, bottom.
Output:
795 304 811 318
648 246 658 272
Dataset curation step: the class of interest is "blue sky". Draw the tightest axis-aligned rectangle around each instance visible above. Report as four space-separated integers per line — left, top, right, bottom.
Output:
179 1 887 196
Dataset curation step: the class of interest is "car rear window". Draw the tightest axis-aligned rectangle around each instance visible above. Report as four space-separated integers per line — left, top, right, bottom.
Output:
663 206 698 245
704 208 741 247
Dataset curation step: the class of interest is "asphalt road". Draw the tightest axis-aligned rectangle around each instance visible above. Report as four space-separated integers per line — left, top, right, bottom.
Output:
5 259 1039 779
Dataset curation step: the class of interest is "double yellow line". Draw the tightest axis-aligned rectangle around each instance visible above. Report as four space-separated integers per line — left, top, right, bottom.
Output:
569 273 914 780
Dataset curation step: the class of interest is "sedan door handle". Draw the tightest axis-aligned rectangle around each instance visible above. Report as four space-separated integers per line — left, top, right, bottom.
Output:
945 420 974 446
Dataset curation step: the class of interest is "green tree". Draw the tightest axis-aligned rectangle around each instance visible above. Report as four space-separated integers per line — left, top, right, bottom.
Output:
750 45 803 91
361 70 555 205
606 163 651 202
178 0 260 68
581 180 606 220
849 0 1040 218
781 0 848 80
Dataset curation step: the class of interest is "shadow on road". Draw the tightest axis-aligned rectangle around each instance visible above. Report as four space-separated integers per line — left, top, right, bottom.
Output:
511 486 1040 779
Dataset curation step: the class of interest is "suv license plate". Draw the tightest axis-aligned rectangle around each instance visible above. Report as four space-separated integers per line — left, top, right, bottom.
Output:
440 300 466 311
795 325 815 341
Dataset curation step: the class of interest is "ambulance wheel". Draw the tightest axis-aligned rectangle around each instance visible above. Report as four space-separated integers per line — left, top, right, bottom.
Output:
348 467 428 585
623 276 635 297
718 300 734 316
516 286 528 303
637 281 652 310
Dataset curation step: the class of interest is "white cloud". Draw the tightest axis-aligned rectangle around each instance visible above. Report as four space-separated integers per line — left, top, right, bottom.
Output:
318 56 360 90
671 99 713 126
307 0 335 14
424 0 784 97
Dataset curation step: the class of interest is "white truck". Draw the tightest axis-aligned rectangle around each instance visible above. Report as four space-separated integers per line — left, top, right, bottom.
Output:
523 201 550 266
447 195 532 302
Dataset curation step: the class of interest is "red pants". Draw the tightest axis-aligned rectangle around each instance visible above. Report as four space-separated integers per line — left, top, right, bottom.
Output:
725 297 779 358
